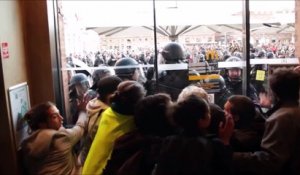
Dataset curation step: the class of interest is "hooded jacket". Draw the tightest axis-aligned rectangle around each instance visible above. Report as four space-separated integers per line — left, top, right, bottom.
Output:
82 107 136 175
78 98 109 165
233 102 300 175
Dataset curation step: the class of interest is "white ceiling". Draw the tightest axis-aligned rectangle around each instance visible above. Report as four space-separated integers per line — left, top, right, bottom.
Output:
62 1 294 27
61 1 295 37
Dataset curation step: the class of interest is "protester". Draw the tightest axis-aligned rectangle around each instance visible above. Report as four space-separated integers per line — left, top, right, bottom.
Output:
233 68 300 175
82 81 146 175
20 100 87 175
78 76 122 166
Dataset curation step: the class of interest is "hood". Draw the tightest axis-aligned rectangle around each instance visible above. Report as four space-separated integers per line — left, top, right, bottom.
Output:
21 129 58 158
86 98 109 116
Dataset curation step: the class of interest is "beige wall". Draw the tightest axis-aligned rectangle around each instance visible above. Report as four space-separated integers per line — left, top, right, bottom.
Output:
0 0 299 174
0 0 55 174
21 1 55 105
0 1 28 174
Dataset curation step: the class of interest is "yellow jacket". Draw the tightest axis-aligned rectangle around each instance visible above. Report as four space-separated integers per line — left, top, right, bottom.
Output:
206 49 219 60
82 107 135 175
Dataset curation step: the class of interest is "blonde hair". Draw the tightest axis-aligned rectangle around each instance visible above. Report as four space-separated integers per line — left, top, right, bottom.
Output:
177 85 208 102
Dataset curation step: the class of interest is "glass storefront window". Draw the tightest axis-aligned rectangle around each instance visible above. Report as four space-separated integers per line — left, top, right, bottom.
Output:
249 1 296 110
57 0 296 124
154 1 244 107
59 1 155 124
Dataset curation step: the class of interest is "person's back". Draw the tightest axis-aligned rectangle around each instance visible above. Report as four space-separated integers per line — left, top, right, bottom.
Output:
265 104 300 174
20 101 87 175
158 70 189 101
83 107 136 174
82 81 146 175
154 95 234 175
157 42 189 101
233 68 300 175
22 129 81 175
103 93 175 175
234 105 300 175
78 76 122 166
154 134 231 175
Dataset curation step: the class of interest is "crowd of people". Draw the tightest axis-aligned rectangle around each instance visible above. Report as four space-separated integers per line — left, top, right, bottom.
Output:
66 40 296 105
18 42 300 175
66 40 295 69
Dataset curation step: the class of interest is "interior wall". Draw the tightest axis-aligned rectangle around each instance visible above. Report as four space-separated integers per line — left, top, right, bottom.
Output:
0 1 28 174
0 0 299 174
21 0 55 105
0 0 55 174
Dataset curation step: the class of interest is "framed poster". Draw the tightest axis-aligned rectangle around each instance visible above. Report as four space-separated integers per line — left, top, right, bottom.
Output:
8 82 30 149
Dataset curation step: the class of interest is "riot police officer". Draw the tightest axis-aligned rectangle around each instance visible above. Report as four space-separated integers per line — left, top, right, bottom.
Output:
201 74 232 109
157 42 189 101
85 68 113 101
114 57 144 82
91 68 112 90
224 56 258 102
69 73 90 124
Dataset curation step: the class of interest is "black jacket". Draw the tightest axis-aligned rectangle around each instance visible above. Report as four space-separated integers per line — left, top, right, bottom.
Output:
103 130 162 175
153 134 233 175
157 70 189 101
225 78 258 103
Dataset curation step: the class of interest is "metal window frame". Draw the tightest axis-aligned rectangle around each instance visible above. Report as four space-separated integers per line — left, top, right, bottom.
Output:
49 0 252 112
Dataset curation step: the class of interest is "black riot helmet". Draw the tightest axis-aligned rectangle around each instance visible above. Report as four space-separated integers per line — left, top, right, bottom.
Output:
161 42 185 64
257 51 266 58
266 52 274 59
114 57 139 81
69 73 90 99
202 74 227 93
203 74 231 108
91 68 112 90
70 73 89 87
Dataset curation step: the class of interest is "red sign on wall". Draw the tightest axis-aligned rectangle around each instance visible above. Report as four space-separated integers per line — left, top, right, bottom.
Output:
1 42 9 59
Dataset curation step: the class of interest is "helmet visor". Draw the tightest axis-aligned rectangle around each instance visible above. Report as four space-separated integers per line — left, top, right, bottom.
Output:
75 82 90 97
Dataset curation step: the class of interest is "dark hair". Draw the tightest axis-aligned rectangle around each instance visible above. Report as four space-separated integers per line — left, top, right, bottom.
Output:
270 68 300 102
111 81 146 115
24 101 55 131
227 95 255 128
134 93 174 137
97 75 122 102
173 95 209 133
207 103 225 136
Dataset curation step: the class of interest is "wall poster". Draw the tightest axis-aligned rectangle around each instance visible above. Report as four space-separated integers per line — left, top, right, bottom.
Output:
8 82 30 149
